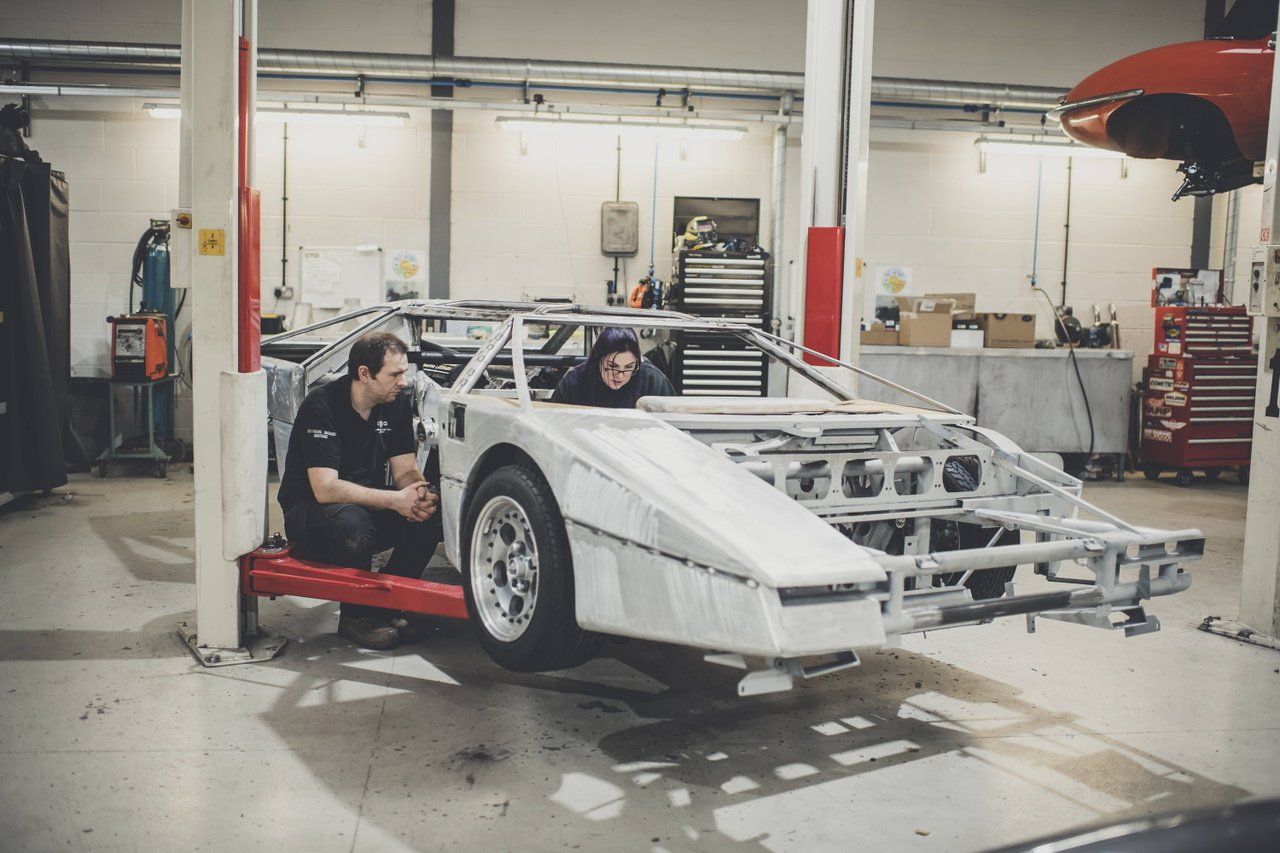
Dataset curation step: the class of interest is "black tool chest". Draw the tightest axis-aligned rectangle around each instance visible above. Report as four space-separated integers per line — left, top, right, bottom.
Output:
669 249 771 397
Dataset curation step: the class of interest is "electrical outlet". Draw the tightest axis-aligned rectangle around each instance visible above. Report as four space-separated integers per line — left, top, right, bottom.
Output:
1249 244 1280 317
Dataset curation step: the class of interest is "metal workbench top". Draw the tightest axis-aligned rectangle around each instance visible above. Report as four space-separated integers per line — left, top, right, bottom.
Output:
858 346 1134 454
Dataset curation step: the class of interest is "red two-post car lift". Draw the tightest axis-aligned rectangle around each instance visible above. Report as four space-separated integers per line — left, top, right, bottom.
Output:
240 546 469 621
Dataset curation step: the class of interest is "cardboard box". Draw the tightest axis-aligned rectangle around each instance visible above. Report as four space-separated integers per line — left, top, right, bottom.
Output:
925 292 977 320
980 312 1036 348
897 297 954 347
860 323 899 346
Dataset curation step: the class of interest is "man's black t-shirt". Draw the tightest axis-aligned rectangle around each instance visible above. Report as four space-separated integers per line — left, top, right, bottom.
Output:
277 376 415 510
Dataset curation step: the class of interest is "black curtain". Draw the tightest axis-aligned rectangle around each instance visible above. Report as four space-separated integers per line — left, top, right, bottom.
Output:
0 155 70 492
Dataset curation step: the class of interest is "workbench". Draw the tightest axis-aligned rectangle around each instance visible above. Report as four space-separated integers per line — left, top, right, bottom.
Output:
858 346 1134 457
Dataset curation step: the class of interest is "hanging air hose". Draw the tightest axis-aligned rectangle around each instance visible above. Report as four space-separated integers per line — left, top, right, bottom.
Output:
630 138 664 313
1027 153 1095 460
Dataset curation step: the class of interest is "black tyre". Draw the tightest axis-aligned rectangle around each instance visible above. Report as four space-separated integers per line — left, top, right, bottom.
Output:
933 456 1017 600
1175 469 1193 487
1142 464 1160 480
1203 467 1222 482
1239 466 1250 485
461 463 602 672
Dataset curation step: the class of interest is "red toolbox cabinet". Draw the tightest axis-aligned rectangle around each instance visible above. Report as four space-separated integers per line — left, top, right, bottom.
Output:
1141 350 1255 485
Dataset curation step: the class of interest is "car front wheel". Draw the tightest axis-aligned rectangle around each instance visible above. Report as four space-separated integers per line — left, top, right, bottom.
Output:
462 463 601 672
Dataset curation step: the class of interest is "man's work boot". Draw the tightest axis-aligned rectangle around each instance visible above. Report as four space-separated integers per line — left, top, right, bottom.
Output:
338 614 401 650
391 613 429 644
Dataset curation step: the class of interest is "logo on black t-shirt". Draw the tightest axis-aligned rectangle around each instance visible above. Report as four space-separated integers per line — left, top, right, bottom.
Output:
375 418 391 434
306 428 337 440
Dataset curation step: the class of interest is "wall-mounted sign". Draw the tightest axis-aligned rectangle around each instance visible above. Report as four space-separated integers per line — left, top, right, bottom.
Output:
198 228 225 256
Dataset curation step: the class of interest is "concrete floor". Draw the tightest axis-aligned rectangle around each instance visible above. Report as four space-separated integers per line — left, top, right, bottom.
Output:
1 469 1278 852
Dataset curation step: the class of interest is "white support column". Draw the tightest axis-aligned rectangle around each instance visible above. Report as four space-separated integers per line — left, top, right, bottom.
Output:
187 0 242 654
1209 4 1280 650
790 0 848 351
839 0 874 370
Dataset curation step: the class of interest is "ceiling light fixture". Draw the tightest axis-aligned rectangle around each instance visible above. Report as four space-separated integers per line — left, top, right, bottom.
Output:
257 106 409 125
143 103 409 125
495 115 746 140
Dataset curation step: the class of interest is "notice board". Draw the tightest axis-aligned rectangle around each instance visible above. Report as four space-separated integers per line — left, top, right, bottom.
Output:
298 245 383 309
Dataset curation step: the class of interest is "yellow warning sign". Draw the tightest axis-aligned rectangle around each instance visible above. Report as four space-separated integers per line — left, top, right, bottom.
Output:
198 228 226 256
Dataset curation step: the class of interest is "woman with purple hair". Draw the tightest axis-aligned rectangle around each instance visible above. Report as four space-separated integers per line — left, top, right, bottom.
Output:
551 326 675 408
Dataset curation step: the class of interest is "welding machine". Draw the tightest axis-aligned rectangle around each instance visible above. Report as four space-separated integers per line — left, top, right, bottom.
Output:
108 313 169 381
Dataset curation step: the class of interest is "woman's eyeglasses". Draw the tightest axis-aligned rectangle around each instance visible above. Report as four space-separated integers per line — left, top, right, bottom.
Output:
602 363 639 377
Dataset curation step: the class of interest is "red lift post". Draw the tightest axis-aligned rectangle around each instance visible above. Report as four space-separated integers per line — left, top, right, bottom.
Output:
231 36 465 622
237 36 261 374
803 226 845 365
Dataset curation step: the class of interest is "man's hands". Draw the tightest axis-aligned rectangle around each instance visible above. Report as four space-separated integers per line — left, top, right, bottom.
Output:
388 482 438 522
309 461 438 522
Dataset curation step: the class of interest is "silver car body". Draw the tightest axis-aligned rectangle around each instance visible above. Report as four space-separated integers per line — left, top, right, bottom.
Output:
262 301 1202 694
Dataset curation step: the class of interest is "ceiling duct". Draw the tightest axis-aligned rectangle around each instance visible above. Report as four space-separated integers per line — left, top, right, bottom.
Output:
0 38 1067 110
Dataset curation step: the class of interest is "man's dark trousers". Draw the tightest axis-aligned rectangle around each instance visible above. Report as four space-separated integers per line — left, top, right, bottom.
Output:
284 501 443 620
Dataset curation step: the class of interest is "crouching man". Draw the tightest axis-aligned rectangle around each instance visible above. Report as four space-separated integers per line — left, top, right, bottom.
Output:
277 331 441 650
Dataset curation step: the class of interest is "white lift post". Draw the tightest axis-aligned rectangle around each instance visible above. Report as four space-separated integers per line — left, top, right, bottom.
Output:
178 0 277 665
791 0 874 391
1206 3 1280 650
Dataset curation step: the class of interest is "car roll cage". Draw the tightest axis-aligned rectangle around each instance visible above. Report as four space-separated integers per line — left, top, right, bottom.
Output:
427 306 1203 642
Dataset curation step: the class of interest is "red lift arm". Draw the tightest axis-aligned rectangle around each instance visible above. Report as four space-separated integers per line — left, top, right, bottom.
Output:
240 546 469 620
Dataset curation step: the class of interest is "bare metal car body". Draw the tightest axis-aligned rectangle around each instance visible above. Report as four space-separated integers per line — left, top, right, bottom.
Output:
262 301 1201 694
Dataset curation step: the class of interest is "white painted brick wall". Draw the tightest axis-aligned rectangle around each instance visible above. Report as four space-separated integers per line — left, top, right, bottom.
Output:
449 110 776 305
22 98 431 444
854 128 1197 380
8 0 1221 442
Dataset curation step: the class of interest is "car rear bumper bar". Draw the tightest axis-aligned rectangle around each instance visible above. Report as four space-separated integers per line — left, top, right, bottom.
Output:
871 509 1201 636
1048 87 1144 119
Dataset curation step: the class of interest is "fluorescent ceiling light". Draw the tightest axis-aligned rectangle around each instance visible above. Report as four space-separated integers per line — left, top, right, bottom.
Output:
256 106 408 125
142 103 408 125
495 115 745 140
975 136 1126 159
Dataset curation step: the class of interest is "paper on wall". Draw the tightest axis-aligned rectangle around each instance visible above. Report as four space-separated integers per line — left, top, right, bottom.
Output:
869 264 914 326
385 248 427 301
300 249 344 308
298 245 383 309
